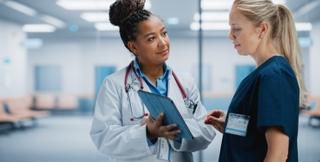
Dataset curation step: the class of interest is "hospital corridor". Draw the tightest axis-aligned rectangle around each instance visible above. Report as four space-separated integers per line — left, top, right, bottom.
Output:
1 0 320 162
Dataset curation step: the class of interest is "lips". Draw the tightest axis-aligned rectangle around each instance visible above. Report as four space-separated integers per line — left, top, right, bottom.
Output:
157 49 169 55
234 43 240 49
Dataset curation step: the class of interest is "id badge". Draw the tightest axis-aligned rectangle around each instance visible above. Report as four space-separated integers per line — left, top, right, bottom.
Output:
225 113 250 137
157 138 171 161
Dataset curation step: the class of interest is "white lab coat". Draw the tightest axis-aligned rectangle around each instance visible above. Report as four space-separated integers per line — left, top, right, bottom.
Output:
90 66 215 162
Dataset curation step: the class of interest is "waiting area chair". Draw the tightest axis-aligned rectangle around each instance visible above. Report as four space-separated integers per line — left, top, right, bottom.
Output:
33 94 56 110
5 96 49 119
302 96 320 127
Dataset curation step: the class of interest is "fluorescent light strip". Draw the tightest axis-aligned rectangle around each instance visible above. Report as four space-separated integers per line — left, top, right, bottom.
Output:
295 22 312 31
4 0 37 16
295 1 320 18
94 23 118 31
41 15 65 28
201 0 232 11
190 22 230 31
57 0 151 10
190 22 312 31
57 0 112 10
201 0 285 10
23 24 56 33
81 12 108 22
194 12 229 22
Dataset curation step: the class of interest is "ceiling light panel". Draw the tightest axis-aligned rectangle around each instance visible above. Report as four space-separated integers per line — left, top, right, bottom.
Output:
201 0 232 11
23 24 56 33
190 22 230 31
57 0 151 11
194 12 229 22
41 15 65 28
295 0 320 18
295 22 312 31
81 12 108 22
4 0 37 16
201 0 285 10
94 23 118 31
57 0 113 10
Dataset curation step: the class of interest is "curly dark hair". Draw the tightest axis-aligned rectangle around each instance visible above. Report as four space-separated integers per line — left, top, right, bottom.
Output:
109 0 152 51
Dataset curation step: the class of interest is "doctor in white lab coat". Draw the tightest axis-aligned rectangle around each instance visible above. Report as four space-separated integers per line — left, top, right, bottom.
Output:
90 0 215 162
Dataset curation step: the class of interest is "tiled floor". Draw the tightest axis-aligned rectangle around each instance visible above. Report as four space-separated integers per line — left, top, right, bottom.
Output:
0 115 319 162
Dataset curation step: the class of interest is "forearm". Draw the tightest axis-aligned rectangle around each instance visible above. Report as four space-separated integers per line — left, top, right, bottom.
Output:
264 151 288 162
264 127 289 162
264 144 288 162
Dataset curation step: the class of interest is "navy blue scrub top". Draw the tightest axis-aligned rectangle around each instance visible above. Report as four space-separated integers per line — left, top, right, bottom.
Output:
219 56 299 162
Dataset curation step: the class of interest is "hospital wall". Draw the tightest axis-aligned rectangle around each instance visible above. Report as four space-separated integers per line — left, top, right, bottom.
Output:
0 20 28 98
28 33 320 95
26 34 314 97
27 37 256 97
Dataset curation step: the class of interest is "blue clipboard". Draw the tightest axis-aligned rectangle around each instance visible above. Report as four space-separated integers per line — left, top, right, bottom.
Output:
138 90 193 140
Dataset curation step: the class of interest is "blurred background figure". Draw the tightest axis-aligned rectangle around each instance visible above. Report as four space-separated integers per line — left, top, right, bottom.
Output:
0 0 319 162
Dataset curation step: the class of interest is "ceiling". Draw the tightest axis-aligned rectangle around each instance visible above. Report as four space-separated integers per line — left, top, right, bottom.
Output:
0 0 319 39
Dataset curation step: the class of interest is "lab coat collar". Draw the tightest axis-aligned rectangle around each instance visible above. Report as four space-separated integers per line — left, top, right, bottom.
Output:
132 58 171 80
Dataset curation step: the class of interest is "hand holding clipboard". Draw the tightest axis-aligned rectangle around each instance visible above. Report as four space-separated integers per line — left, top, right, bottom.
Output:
138 90 193 140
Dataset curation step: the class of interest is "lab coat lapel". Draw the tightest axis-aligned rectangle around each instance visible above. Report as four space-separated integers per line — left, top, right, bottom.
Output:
167 72 193 119
167 73 185 110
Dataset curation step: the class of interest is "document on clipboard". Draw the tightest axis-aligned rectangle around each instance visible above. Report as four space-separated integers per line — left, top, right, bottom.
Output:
137 90 193 140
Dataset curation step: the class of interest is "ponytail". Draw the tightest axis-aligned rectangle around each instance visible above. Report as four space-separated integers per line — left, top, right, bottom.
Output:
275 4 305 102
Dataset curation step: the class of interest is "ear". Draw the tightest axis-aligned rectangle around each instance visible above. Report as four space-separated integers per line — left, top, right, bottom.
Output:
127 41 138 56
256 22 269 39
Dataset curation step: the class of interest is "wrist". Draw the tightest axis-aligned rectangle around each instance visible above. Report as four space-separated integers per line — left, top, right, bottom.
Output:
146 126 158 139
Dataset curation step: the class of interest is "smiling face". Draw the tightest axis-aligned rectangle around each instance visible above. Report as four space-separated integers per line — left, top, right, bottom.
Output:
128 15 170 67
228 5 262 56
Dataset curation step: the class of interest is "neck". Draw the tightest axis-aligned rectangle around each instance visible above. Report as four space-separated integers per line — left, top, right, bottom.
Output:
140 63 164 84
252 40 280 66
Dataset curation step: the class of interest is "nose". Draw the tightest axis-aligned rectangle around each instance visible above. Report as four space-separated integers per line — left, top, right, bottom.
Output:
158 36 168 47
228 30 235 41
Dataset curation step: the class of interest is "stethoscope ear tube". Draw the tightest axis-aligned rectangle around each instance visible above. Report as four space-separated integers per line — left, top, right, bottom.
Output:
125 61 144 93
124 60 198 121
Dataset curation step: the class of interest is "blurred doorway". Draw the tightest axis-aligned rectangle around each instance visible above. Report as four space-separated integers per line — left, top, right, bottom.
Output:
95 66 116 95
235 65 255 89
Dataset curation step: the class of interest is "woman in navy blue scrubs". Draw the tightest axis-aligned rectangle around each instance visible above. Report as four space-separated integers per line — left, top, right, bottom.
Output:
205 0 305 162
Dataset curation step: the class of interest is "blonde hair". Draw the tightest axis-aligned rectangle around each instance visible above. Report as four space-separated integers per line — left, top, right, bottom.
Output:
234 0 305 103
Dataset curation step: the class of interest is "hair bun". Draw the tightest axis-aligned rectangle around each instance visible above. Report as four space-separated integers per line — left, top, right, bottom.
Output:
109 0 146 26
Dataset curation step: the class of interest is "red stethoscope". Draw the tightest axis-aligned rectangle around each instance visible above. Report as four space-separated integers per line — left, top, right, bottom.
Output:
124 61 197 121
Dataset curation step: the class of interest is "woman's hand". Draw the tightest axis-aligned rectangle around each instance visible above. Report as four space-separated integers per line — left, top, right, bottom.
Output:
205 110 226 133
145 113 181 140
